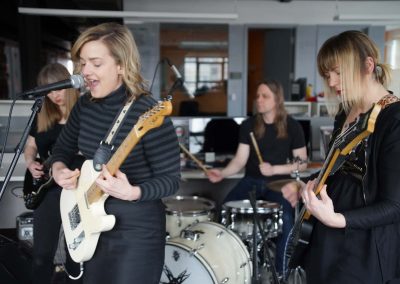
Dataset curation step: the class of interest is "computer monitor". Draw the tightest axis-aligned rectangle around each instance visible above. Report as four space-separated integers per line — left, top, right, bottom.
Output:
171 116 246 155
291 78 307 101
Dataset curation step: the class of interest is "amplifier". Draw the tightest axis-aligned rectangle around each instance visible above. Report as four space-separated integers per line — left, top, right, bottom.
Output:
16 212 34 245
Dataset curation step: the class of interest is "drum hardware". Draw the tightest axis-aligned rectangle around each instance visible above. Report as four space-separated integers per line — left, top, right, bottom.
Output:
292 166 302 222
181 229 203 241
189 243 205 256
248 190 280 284
221 199 283 240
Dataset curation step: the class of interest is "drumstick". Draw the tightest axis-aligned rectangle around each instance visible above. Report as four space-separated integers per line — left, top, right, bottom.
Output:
250 132 264 164
179 143 209 174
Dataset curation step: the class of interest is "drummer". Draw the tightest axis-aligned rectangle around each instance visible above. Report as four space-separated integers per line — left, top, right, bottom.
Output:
206 79 307 275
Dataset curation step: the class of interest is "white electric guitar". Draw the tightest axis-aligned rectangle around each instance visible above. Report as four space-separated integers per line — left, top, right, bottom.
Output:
60 100 172 263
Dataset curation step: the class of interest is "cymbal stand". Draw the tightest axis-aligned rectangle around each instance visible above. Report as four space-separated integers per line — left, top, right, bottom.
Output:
290 156 307 221
248 189 279 284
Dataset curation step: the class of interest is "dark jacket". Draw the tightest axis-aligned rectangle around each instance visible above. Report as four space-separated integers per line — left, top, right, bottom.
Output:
344 101 400 283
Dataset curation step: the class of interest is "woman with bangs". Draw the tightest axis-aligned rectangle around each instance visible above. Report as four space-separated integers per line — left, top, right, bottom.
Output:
23 62 81 283
51 23 180 283
282 30 400 283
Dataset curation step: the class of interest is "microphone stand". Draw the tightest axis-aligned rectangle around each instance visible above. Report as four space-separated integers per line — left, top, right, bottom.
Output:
0 96 45 201
248 189 280 284
167 78 183 98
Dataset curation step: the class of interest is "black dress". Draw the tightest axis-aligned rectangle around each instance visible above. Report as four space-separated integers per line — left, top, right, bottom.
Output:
303 100 400 284
52 85 181 284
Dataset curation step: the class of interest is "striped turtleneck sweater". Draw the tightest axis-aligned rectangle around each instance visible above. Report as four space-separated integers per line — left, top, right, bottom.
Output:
51 84 180 201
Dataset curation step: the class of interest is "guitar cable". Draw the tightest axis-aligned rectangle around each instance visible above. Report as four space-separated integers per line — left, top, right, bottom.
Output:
66 262 84 280
10 185 24 198
57 229 84 280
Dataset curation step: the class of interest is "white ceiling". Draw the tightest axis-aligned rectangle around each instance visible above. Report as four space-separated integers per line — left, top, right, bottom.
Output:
17 0 400 31
122 0 400 29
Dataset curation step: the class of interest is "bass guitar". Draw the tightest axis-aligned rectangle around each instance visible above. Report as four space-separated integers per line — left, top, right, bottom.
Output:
284 103 381 274
60 100 172 263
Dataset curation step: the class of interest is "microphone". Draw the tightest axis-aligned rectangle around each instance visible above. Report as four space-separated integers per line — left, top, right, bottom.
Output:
164 59 195 99
21 74 85 98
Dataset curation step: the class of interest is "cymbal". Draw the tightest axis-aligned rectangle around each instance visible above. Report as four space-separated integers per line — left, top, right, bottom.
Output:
266 179 296 192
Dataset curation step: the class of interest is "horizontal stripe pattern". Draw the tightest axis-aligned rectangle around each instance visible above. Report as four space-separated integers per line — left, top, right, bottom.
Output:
52 85 180 201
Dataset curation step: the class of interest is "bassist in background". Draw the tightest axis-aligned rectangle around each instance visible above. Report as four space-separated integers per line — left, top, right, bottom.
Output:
282 30 400 283
23 63 81 283
51 23 180 284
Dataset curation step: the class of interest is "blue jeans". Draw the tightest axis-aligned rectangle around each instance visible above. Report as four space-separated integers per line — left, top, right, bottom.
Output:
224 176 294 274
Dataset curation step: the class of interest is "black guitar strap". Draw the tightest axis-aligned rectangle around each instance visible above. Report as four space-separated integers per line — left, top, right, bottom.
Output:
362 93 399 204
93 97 136 171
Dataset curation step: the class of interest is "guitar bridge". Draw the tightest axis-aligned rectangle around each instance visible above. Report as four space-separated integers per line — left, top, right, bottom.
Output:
68 205 81 230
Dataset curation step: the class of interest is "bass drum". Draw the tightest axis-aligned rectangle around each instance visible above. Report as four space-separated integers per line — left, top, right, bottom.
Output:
161 222 252 284
163 196 215 238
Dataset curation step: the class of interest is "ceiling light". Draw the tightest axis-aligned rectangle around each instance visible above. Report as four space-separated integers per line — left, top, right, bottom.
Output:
18 7 238 21
334 14 400 22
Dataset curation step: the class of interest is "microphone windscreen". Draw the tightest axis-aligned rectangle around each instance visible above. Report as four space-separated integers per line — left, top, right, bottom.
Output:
71 74 85 89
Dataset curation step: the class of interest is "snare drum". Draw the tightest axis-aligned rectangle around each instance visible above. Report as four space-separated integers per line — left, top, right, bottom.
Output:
163 196 215 238
221 199 282 240
161 222 251 284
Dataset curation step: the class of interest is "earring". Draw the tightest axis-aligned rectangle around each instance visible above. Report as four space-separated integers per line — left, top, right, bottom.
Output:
375 64 382 77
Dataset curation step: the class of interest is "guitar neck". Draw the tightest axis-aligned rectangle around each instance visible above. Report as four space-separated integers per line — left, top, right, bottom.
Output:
86 126 142 204
83 100 172 205
298 104 380 221
300 147 340 220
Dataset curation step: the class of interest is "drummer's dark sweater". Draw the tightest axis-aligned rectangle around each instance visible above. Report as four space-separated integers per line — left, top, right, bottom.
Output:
51 84 181 201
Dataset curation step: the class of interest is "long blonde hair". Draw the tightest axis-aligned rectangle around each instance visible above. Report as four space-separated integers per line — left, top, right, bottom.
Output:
71 22 148 98
317 30 391 113
36 63 79 132
254 79 288 139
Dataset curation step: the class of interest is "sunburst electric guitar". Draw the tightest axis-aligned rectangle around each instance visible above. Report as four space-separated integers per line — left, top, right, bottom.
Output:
284 103 381 274
60 100 172 263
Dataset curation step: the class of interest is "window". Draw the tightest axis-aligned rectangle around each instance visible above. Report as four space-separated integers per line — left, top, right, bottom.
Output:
184 57 228 96
385 29 400 96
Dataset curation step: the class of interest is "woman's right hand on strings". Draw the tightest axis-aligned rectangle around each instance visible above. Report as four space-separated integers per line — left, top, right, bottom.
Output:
282 180 304 208
52 162 80 190
27 160 44 179
207 169 224 183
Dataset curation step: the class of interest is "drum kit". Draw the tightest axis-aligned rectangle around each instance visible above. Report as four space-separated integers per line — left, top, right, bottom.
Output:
160 153 309 283
160 195 284 284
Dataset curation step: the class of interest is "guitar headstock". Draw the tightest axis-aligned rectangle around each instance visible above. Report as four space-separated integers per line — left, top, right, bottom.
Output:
134 100 173 138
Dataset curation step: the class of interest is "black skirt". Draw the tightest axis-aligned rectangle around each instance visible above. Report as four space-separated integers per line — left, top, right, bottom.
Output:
83 198 166 284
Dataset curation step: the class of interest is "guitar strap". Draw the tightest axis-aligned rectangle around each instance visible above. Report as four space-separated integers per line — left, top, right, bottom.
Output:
361 93 399 204
93 97 136 171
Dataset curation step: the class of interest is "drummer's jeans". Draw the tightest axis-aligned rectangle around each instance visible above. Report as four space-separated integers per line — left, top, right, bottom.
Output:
224 176 294 274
